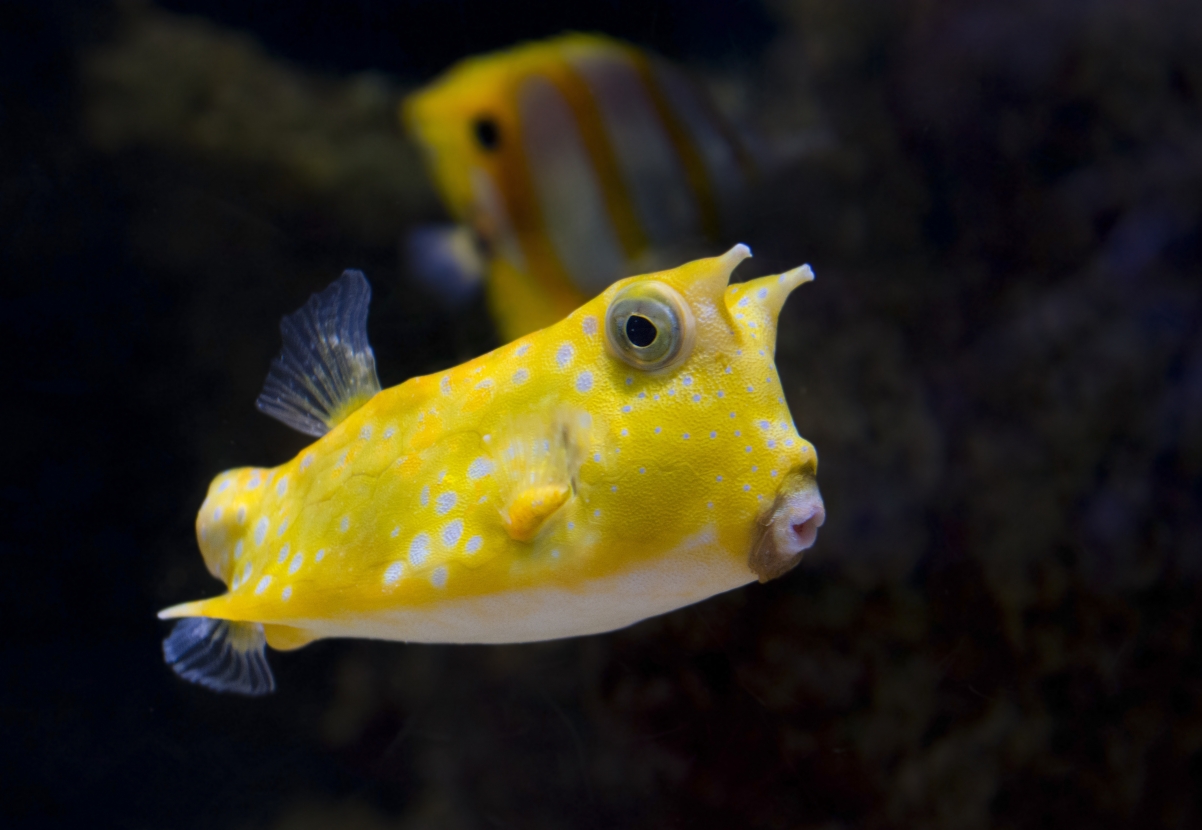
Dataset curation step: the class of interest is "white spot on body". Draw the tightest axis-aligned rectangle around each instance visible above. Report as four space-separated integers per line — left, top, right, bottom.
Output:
254 518 268 546
512 367 530 384
282 586 292 601
465 535 483 554
440 374 451 395
360 425 372 440
442 519 463 547
277 518 288 535
234 540 243 560
409 534 430 566
277 543 289 564
420 486 430 507
391 526 400 538
436 491 458 515
316 549 326 562
213 507 223 521
340 516 350 532
288 552 304 575
254 575 272 595
556 342 574 368
237 506 246 524
276 477 288 497
384 426 396 439
468 457 494 480
582 315 598 335
576 371 593 393
384 561 404 585
431 566 448 588
516 343 530 357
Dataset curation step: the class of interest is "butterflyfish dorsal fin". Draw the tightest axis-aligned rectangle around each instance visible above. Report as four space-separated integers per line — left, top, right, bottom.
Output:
256 270 382 437
162 617 275 696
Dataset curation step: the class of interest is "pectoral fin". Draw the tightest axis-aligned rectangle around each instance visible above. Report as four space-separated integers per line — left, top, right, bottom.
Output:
502 484 571 542
405 224 485 306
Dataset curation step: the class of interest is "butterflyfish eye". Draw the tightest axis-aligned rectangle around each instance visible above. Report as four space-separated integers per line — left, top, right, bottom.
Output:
605 281 695 371
472 116 501 150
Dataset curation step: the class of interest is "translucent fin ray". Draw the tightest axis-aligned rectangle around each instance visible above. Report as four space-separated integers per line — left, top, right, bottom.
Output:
162 617 275 696
255 270 381 437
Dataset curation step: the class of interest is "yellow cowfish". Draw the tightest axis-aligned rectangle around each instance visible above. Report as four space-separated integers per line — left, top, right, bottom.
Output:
159 245 824 695
402 33 760 341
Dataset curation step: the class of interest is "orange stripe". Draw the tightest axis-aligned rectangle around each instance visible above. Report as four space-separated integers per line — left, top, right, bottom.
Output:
627 51 723 243
544 57 648 261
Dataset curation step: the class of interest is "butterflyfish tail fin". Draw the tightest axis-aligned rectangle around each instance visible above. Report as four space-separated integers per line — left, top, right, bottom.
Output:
256 269 382 437
405 224 485 306
162 617 276 696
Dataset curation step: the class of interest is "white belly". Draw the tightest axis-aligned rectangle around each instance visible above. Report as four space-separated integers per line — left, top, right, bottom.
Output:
298 527 755 644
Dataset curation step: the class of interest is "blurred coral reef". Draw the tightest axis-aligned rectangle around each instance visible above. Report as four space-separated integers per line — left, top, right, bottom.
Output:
65 0 1202 827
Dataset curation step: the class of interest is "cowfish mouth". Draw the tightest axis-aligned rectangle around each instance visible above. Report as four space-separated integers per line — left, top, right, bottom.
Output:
749 471 826 583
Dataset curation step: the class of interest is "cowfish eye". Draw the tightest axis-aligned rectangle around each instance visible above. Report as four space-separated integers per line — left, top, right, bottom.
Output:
604 281 695 371
472 115 501 151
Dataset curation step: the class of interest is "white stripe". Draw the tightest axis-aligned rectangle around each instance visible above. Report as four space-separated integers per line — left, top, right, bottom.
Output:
568 49 700 248
517 75 627 294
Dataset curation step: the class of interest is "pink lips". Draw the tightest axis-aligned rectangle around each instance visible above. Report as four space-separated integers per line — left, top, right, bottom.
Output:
748 477 826 582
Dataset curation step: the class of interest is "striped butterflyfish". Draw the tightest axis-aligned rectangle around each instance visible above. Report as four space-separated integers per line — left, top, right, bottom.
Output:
402 33 761 341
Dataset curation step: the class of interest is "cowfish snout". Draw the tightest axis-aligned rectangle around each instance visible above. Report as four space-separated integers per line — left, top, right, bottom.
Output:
748 474 826 583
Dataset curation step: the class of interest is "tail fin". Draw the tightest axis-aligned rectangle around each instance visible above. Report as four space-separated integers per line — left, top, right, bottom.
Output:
162 617 275 696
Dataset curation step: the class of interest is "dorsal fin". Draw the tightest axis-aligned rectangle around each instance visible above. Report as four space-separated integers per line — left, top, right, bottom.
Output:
256 270 382 437
162 617 275 696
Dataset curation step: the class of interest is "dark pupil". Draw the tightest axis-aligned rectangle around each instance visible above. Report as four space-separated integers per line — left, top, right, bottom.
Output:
625 314 658 347
473 117 500 150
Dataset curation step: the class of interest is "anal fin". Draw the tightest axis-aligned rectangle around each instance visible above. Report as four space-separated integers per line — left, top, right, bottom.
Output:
256 270 382 437
262 623 320 652
162 617 275 696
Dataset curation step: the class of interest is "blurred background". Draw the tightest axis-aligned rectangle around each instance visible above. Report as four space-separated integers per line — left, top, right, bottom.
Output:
2 0 1201 827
